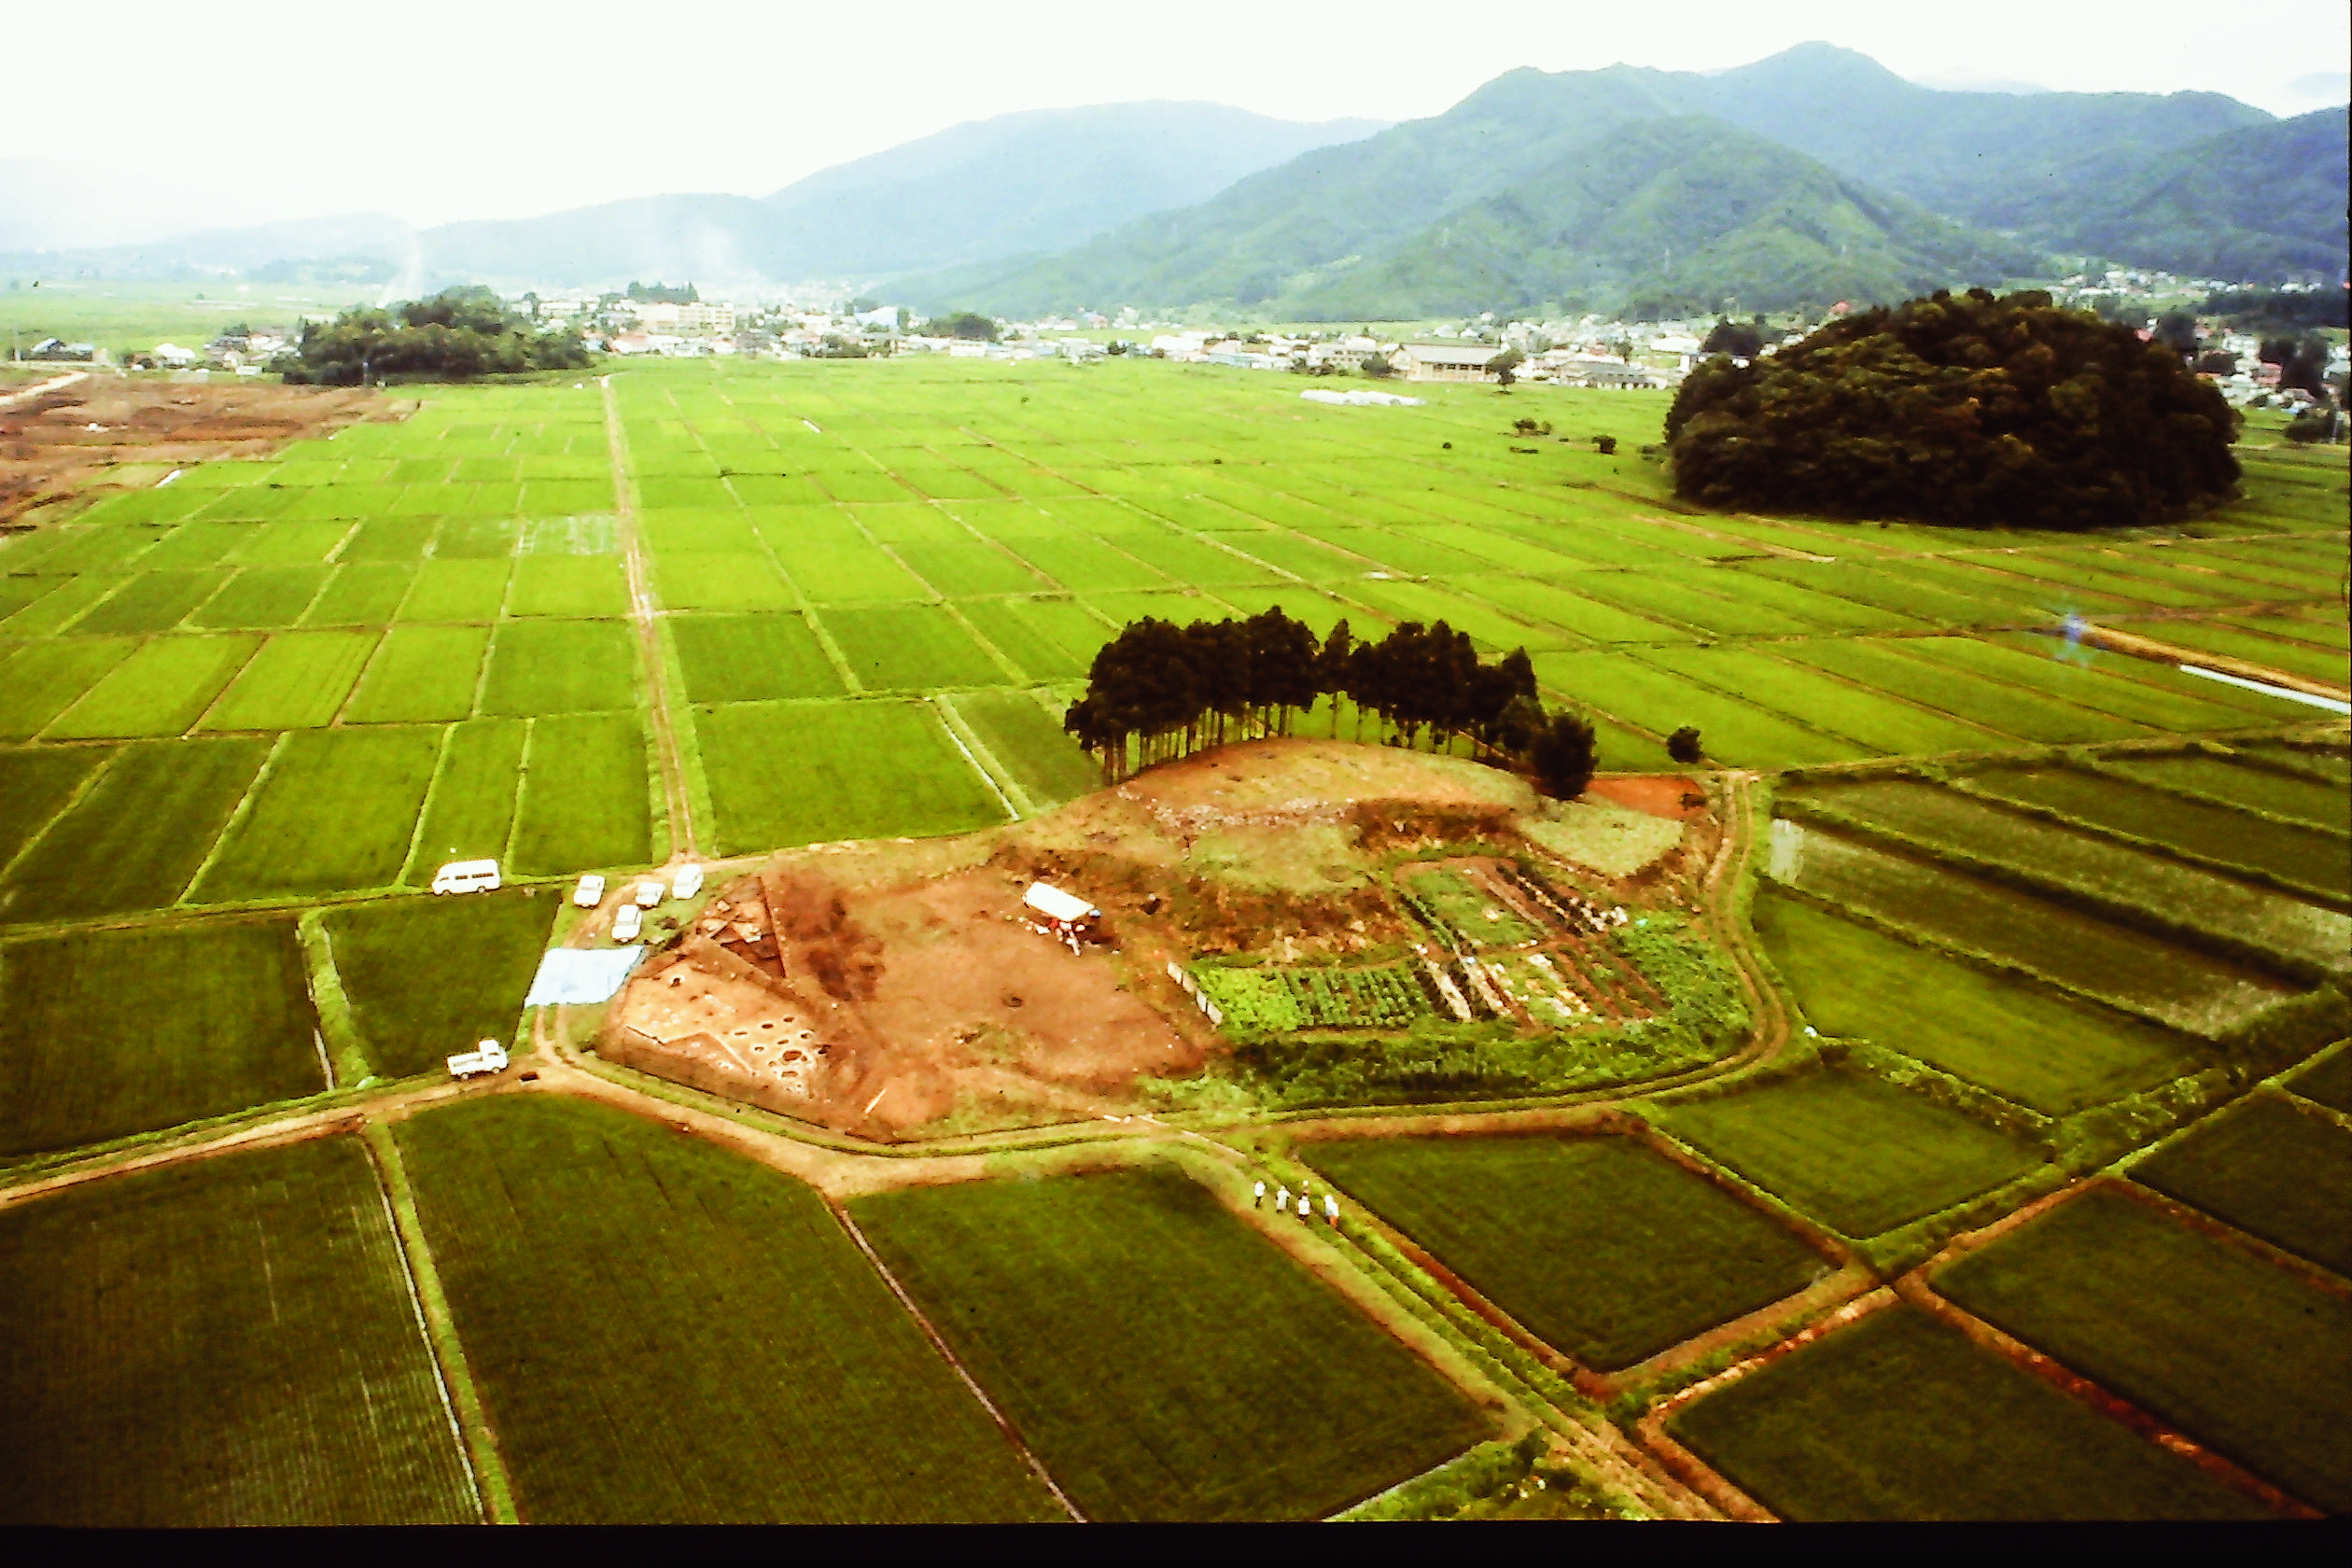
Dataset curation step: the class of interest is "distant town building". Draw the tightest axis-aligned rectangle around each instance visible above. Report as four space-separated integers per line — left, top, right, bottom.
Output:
1397 343 1503 382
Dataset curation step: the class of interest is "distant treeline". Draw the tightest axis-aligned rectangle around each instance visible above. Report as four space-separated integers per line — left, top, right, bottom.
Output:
1063 609 1597 796
278 287 593 386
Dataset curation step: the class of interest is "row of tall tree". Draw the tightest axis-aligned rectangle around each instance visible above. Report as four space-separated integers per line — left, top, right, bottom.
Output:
1062 609 1597 797
277 287 592 386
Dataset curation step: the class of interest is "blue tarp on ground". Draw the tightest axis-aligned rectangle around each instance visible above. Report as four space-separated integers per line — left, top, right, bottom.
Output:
524 947 645 1006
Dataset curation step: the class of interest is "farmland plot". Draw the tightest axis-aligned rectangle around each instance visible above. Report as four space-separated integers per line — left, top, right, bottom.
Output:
2127 1094 2352 1275
344 625 488 724
0 917 323 1155
397 1096 1057 1522
478 620 637 716
0 745 110 871
0 1137 478 1524
2107 752 2347 830
197 726 441 901
195 629 378 732
0 638 135 738
44 634 259 739
1793 778 2351 976
696 700 1005 853
1654 1071 2045 1239
668 612 846 703
1936 1185 2352 1513
1772 828 2294 1036
851 1166 1491 1521
1308 1135 1827 1369
509 713 654 875
1965 764 2352 899
947 690 1097 805
402 719 527 880
0 736 270 921
821 604 1009 691
1666 1307 2268 1520
324 890 556 1077
1752 889 2202 1115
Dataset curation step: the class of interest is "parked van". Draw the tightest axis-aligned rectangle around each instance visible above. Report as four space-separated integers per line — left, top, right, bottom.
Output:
672 863 704 901
432 859 501 895
613 903 643 943
634 880 665 909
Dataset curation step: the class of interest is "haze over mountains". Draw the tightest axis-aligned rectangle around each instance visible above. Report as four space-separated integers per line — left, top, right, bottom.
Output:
4 44 2341 318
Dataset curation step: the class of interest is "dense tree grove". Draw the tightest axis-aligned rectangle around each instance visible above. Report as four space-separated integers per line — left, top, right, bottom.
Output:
277 287 593 386
1062 609 1596 794
1665 288 2241 528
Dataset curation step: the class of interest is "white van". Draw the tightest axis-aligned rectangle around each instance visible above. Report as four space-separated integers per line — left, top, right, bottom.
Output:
612 903 643 943
671 863 704 901
432 860 501 895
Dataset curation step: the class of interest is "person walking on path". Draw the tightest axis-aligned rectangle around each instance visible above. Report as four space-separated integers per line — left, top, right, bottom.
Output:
1324 1193 1339 1226
1276 1184 1289 1214
1253 1179 1266 1209
1297 1191 1311 1222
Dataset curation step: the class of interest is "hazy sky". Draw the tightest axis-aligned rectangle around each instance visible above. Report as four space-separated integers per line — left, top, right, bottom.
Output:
15 0 2348 234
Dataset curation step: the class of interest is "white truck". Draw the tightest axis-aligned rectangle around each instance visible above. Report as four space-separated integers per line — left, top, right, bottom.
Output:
671 863 704 900
633 879 665 909
431 859 501 895
572 873 607 908
446 1039 508 1079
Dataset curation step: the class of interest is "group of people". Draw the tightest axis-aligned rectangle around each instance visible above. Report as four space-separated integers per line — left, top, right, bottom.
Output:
1254 1177 1339 1226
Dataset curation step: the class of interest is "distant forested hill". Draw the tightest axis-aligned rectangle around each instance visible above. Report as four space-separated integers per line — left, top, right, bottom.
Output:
916 45 2336 318
2018 108 2349 280
953 117 2039 320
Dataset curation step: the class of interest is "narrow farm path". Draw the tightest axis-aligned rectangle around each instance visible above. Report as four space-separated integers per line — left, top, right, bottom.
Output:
0 369 91 410
600 372 698 860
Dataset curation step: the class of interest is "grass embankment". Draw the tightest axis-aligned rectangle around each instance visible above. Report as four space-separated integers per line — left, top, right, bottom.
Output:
849 1165 1492 1521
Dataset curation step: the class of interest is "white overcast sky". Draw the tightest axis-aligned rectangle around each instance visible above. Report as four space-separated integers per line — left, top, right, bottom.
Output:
15 0 2348 231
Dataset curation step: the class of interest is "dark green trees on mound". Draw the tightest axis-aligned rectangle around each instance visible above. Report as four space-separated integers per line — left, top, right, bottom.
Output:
1665 289 2241 529
278 287 593 385
1063 609 1596 794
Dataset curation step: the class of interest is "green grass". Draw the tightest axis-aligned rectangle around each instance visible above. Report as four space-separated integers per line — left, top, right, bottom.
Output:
2287 1044 2352 1114
196 726 441 900
1654 1071 2046 1238
344 624 488 724
850 1165 1491 1521
184 566 330 629
1781 828 2293 1037
324 890 554 1077
1753 889 2204 1115
1307 1134 1826 1369
1796 777 2350 976
0 638 136 739
0 745 109 870
1936 1185 2352 1513
397 558 511 622
509 712 653 875
194 628 378 731
478 619 637 716
696 699 1006 854
0 1135 479 1523
504 554 629 618
950 689 1098 805
0 736 270 921
821 604 1009 691
402 719 526 882
651 550 798 610
1649 646 2005 758
2107 752 2347 831
0 917 324 1155
70 569 231 636
1780 637 2145 744
1967 763 2351 900
303 562 417 624
1665 1306 2270 1521
667 612 845 703
1535 651 1868 769
395 1095 1057 1522
2127 1094 2352 1275
43 634 259 738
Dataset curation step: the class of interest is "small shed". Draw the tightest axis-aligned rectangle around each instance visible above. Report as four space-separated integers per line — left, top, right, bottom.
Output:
1022 880 1100 941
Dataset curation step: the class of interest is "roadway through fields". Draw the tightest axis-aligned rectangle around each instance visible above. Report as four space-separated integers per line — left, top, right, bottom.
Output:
600 373 698 861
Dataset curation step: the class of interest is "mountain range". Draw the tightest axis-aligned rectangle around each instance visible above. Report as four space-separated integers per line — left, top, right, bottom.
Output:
3 45 2341 318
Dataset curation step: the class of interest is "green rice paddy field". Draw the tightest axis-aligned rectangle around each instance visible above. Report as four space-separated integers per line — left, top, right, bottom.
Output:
1 357 2341 918
0 356 2344 1523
